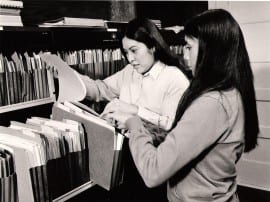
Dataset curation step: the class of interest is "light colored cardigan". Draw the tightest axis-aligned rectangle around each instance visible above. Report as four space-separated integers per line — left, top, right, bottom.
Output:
127 89 244 202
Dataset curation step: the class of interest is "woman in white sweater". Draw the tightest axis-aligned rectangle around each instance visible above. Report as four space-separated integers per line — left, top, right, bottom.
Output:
80 17 190 131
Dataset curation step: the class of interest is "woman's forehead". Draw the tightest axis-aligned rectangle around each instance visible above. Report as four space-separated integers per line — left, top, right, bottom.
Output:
122 37 145 49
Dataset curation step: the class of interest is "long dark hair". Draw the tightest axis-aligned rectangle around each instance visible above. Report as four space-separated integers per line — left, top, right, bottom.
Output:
122 17 191 79
172 9 259 152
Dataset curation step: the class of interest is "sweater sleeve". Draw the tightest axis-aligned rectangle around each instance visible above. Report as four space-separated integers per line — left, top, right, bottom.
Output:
79 65 129 102
127 95 229 188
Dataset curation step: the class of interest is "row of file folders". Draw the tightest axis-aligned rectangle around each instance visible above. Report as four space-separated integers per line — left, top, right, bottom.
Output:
0 48 127 107
56 48 127 80
0 52 54 107
0 101 126 202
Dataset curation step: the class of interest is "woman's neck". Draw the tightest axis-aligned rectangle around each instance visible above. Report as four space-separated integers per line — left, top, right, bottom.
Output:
142 60 158 76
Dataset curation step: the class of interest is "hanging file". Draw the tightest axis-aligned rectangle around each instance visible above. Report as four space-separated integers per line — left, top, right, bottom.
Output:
52 102 126 190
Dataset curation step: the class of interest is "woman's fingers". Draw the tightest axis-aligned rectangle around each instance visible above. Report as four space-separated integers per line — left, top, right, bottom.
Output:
100 109 111 118
100 99 120 118
116 122 126 130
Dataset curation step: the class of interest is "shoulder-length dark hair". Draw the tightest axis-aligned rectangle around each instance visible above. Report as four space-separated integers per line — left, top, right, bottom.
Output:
172 9 259 152
122 17 191 79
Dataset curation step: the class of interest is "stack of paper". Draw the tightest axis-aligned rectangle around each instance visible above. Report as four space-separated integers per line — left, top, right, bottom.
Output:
0 0 23 26
39 17 106 28
40 53 86 103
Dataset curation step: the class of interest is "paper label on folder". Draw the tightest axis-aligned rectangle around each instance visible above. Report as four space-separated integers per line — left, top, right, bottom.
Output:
40 54 86 102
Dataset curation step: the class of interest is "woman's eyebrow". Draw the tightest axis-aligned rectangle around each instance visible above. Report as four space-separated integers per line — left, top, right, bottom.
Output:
129 45 137 49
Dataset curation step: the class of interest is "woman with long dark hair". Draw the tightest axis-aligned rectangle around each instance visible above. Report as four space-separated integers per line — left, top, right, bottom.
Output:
81 17 190 131
106 9 259 201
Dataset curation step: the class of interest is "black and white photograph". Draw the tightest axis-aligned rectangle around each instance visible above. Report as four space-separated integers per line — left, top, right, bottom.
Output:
0 0 269 201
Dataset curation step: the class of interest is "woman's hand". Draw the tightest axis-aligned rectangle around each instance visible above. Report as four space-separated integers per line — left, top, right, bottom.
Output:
100 98 138 129
102 110 134 130
101 98 138 117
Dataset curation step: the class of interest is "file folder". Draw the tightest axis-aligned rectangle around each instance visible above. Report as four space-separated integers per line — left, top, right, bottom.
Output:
52 102 125 190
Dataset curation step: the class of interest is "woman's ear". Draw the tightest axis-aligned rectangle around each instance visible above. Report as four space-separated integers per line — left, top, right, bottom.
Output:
151 47 156 55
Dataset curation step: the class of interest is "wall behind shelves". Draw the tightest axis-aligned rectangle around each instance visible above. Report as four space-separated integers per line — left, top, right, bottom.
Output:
21 1 135 25
135 1 208 27
21 1 207 27
21 1 111 25
0 29 53 54
18 1 208 51
209 1 270 192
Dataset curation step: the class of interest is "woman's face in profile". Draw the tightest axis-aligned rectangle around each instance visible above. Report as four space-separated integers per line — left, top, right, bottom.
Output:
183 36 199 76
122 36 155 74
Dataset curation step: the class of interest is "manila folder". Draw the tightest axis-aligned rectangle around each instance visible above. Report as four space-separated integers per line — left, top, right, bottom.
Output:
52 103 119 190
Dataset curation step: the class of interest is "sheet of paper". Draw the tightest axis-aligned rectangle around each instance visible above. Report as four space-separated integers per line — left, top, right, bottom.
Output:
40 54 86 102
